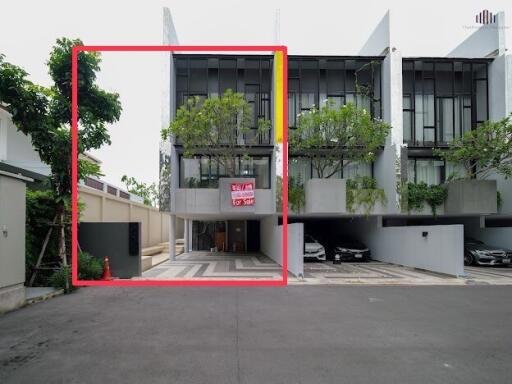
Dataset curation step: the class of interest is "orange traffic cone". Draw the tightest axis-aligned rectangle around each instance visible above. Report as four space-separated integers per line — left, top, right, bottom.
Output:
102 256 113 280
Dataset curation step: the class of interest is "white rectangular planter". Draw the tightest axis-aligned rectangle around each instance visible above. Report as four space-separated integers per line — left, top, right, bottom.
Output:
305 178 346 214
406 203 445 216
174 189 220 215
173 178 274 215
348 197 387 215
445 179 497 215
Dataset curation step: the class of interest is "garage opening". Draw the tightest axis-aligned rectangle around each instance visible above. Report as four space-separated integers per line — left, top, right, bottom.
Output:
285 216 465 279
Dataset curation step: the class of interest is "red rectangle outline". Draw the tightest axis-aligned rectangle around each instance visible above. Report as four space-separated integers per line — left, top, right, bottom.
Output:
71 45 288 287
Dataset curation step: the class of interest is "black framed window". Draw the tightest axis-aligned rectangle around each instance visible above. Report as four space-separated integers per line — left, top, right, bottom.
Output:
179 154 271 189
289 156 373 181
174 55 273 145
287 57 383 130
402 59 489 147
407 157 468 185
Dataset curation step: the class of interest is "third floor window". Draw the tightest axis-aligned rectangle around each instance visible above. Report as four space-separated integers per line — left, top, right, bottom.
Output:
288 57 383 129
174 56 272 138
402 59 489 147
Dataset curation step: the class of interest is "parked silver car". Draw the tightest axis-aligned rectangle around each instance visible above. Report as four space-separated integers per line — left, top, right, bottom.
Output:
304 235 326 261
464 238 512 266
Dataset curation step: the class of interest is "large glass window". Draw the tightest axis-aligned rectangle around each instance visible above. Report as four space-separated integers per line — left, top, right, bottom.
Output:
416 159 443 185
289 157 373 181
288 57 383 130
179 155 270 189
289 157 311 184
407 158 467 185
180 157 201 187
343 161 372 179
402 59 489 147
174 55 273 145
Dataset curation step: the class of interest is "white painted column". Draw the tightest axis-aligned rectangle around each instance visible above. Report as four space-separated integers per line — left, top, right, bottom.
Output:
184 218 189 253
169 214 176 260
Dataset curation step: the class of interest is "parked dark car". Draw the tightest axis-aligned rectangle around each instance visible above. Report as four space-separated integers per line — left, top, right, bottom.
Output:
464 238 512 266
333 238 371 263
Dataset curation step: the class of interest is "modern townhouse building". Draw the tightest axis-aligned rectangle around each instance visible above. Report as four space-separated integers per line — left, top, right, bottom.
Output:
164 9 512 278
166 53 280 259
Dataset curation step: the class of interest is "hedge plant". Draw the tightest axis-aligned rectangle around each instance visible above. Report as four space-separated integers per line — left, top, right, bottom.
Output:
288 176 305 213
406 182 448 216
346 176 387 215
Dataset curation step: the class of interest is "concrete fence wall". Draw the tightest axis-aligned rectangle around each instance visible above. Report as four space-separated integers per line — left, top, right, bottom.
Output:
79 185 182 249
347 218 465 277
260 216 304 277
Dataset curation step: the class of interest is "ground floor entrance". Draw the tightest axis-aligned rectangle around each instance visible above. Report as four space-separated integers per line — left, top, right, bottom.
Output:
191 220 260 253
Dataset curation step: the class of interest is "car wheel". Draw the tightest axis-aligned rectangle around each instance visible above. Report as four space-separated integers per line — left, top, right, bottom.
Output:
464 252 474 266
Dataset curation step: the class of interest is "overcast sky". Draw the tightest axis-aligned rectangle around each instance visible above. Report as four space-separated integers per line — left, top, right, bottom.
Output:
1 0 511 186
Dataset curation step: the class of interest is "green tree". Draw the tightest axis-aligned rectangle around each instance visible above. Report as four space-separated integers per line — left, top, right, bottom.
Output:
161 89 270 178
0 38 121 283
435 115 512 180
289 102 390 178
121 175 158 207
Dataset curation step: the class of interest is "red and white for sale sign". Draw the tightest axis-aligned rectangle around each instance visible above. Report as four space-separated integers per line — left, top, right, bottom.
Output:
230 182 255 206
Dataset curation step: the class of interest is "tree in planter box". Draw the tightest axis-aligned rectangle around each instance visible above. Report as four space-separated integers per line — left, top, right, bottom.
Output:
289 102 390 178
161 90 271 180
434 115 512 180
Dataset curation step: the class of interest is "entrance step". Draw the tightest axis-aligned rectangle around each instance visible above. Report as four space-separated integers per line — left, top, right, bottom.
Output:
142 245 164 256
142 253 171 272
141 256 153 271
157 241 185 255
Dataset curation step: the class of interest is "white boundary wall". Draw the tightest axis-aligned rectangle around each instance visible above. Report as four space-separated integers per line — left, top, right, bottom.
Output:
346 219 465 276
80 185 184 249
260 216 304 277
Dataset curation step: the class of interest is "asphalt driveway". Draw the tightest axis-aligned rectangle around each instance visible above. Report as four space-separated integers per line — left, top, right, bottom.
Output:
1 286 511 384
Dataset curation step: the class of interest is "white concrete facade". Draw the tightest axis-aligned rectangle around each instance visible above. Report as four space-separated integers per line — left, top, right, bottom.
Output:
163 8 512 278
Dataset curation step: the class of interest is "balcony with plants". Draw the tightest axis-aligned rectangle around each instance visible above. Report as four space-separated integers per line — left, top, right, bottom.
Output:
162 89 274 216
401 115 512 216
288 101 390 215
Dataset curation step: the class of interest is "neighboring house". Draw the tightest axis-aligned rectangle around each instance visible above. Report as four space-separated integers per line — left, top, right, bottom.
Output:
164 9 512 278
0 105 51 185
0 170 32 313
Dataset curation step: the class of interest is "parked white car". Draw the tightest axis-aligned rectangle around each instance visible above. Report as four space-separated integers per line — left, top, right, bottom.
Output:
304 235 326 261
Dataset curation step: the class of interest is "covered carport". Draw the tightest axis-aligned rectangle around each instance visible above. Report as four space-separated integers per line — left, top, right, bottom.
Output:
286 215 466 279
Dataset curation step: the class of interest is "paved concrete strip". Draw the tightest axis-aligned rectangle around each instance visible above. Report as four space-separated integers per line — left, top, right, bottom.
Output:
142 252 283 280
0 286 511 384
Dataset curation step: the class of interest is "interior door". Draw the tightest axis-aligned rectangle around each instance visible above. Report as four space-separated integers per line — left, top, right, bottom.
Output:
246 220 260 252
